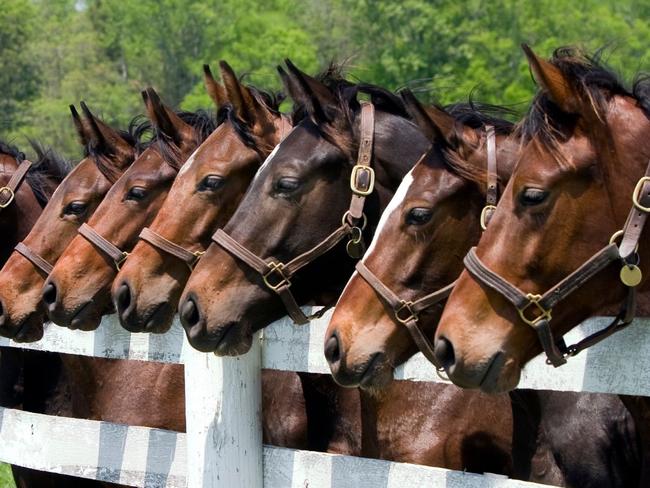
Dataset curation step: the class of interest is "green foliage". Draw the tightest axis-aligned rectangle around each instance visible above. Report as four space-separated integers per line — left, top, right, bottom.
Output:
0 463 15 488
1 0 649 158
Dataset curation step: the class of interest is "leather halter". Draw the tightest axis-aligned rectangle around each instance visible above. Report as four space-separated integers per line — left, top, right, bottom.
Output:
0 159 33 211
354 126 498 369
463 160 650 367
212 102 377 325
78 223 130 271
14 242 54 275
139 227 204 270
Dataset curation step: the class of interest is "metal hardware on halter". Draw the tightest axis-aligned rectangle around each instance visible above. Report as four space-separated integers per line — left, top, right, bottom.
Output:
262 262 291 291
480 205 497 231
0 187 15 208
395 300 417 324
115 252 129 271
633 176 650 213
350 165 375 196
342 210 367 230
517 293 552 327
191 250 205 269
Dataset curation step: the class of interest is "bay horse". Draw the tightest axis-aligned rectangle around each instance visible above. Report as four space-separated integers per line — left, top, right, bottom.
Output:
0 103 144 342
42 88 217 330
179 63 513 474
434 45 650 392
113 62 291 333
325 91 640 486
179 61 431 355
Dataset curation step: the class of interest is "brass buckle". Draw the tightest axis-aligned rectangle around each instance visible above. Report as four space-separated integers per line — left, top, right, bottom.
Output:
350 165 375 196
115 252 130 271
0 187 15 208
189 250 205 270
395 300 417 324
480 205 497 231
518 293 552 326
632 176 650 213
263 261 291 291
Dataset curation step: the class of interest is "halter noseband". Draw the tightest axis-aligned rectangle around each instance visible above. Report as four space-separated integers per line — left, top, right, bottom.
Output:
212 102 377 325
0 159 33 211
78 223 130 271
354 125 499 369
463 160 650 367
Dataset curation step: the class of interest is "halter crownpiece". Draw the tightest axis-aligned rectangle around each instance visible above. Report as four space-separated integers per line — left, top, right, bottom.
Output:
212 102 376 325
354 124 498 369
463 159 650 367
78 223 130 271
0 160 33 210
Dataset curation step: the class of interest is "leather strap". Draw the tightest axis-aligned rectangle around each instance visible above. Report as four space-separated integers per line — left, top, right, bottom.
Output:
78 223 129 271
481 126 498 230
355 261 453 368
139 227 204 270
14 242 53 275
212 102 377 325
620 160 650 259
0 160 33 210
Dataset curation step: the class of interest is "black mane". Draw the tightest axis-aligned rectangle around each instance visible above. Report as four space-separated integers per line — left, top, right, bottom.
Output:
155 109 218 171
27 141 71 206
0 140 26 163
517 47 649 150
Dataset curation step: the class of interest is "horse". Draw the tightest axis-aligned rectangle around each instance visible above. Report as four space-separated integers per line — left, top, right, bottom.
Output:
42 88 217 330
325 90 640 486
178 62 514 474
0 103 145 342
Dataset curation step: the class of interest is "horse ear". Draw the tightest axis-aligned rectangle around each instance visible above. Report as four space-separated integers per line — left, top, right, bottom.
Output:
277 65 303 106
70 105 89 148
142 87 194 145
400 89 456 146
284 59 339 125
219 60 275 133
522 44 580 114
79 102 135 165
203 64 228 109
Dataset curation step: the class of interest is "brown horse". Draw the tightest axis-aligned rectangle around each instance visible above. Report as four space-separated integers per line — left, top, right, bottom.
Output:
43 89 217 330
113 62 291 333
434 46 650 393
0 104 144 342
325 92 640 487
179 61 431 355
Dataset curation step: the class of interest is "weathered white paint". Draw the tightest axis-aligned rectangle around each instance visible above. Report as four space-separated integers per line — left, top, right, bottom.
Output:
263 447 549 488
0 407 186 487
184 337 263 488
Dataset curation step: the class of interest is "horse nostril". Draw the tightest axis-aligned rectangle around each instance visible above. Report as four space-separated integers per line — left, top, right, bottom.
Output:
324 332 341 364
180 297 201 328
116 283 132 315
434 336 456 369
42 282 58 308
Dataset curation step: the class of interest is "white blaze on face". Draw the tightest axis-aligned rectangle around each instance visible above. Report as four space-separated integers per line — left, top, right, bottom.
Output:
177 146 201 177
254 125 298 177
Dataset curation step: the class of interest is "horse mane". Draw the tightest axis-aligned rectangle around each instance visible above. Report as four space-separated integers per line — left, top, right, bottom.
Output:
440 101 516 188
515 46 649 167
216 85 283 155
26 141 71 206
85 115 153 183
155 109 218 171
0 140 26 163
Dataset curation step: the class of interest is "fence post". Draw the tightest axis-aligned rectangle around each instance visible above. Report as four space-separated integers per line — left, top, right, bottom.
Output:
184 334 263 488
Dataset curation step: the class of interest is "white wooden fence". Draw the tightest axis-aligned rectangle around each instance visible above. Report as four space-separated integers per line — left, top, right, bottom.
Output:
0 310 648 487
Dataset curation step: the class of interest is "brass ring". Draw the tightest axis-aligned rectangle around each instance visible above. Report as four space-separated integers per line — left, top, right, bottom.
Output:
342 211 367 231
480 205 497 231
609 229 639 253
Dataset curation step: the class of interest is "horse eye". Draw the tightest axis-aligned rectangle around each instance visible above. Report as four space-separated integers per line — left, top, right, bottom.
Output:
199 175 225 192
64 201 88 216
275 177 300 193
519 188 549 207
406 207 433 226
126 186 147 201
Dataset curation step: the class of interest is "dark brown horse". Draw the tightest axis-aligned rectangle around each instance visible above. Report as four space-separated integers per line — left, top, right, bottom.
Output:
0 104 144 342
43 89 217 330
113 62 291 333
179 62 431 355
434 46 650 392
325 91 640 487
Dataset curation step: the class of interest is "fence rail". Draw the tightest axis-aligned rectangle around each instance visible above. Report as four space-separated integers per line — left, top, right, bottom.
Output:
0 310 648 487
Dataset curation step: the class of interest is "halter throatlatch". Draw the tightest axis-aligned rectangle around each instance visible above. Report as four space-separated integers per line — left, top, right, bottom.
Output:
0 159 33 210
464 159 650 367
212 102 376 325
78 223 130 271
354 126 498 370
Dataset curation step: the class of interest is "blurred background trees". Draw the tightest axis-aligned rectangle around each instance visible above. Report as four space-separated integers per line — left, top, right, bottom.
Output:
1 0 648 157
